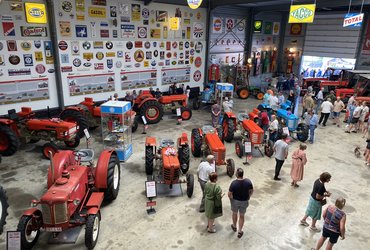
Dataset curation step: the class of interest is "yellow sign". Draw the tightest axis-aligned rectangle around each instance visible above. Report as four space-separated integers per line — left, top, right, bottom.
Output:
187 0 203 10
289 4 316 23
88 7 106 18
25 3 47 24
170 17 180 31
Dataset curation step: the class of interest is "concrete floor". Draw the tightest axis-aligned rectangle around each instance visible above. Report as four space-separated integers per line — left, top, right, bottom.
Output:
0 97 369 250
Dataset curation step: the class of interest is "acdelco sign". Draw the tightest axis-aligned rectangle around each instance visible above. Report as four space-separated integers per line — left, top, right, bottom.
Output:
288 4 316 23
25 3 47 24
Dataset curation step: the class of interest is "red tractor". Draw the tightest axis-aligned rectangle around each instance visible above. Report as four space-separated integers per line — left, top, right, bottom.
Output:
0 107 80 158
221 113 237 143
60 97 138 137
133 90 192 124
336 74 370 103
145 133 194 198
0 185 9 235
17 148 121 249
191 125 235 177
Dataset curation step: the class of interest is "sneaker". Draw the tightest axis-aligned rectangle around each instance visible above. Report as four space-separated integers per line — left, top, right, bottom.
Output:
273 177 281 181
310 226 321 232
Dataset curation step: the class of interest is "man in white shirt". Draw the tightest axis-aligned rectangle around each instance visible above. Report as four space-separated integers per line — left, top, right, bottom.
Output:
268 93 279 111
333 96 345 127
348 94 357 106
346 101 363 133
315 87 324 114
269 115 279 142
222 97 233 113
318 98 333 126
197 155 215 212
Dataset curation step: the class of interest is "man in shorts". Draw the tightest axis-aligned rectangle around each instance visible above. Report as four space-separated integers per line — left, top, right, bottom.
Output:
333 96 345 127
346 101 362 133
228 168 254 238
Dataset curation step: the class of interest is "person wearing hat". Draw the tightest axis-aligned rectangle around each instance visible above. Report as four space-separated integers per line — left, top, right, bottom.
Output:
197 155 216 213
318 98 333 127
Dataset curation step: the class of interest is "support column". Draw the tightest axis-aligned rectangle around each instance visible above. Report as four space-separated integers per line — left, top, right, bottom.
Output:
276 12 288 74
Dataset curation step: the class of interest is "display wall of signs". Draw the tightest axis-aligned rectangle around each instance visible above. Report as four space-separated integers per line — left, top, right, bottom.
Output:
288 4 316 23
343 13 364 28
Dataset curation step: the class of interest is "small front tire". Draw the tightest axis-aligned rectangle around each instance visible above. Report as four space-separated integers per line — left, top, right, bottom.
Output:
85 213 100 250
17 215 41 250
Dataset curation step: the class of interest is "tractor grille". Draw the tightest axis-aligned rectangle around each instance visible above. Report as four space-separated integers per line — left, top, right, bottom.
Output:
163 168 180 182
213 151 225 164
41 204 52 224
69 126 77 135
55 203 68 224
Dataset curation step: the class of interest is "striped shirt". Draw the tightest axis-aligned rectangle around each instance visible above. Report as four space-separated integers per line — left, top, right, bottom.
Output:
324 205 345 233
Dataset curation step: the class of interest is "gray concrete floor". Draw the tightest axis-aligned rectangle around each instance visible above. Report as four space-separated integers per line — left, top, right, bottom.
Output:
0 97 369 250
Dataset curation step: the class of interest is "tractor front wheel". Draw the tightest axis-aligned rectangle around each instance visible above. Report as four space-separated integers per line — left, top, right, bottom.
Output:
256 92 264 100
178 144 190 174
42 142 59 159
237 87 250 99
264 140 274 157
226 158 235 177
235 140 244 158
181 107 192 120
64 137 81 148
0 125 19 156
0 186 9 234
191 129 202 157
17 215 40 250
103 153 120 201
145 147 154 175
141 100 164 124
85 213 100 250
296 123 309 142
192 96 201 110
60 109 89 139
216 126 224 143
131 118 139 133
186 173 194 198
223 116 235 142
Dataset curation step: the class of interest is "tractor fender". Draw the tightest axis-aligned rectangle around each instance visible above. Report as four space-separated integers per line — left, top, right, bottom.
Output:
87 207 100 215
86 192 104 215
137 97 159 109
95 150 116 189
47 150 75 188
248 111 259 120
145 137 156 147
0 118 15 126
178 132 188 146
22 208 42 217
224 112 236 119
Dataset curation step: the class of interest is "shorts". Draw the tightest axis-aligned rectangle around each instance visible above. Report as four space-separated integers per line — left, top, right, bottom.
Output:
323 227 340 244
333 112 340 118
230 199 249 214
351 117 359 124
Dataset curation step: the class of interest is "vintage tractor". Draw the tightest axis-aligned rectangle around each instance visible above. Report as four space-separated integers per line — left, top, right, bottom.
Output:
144 133 194 198
276 109 308 142
191 125 235 177
193 82 234 110
234 65 265 100
60 97 138 137
0 107 80 158
133 91 192 124
0 185 9 235
336 73 370 104
17 148 121 249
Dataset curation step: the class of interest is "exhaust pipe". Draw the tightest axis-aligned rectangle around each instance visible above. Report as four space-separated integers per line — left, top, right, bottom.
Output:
49 151 54 183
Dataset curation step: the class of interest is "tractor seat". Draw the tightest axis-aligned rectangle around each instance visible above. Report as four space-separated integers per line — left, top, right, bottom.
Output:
77 149 94 162
160 139 175 148
237 113 249 122
7 109 19 121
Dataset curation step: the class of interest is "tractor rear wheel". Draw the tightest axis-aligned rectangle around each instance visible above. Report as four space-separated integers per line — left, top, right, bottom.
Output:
191 129 202 157
145 147 154 175
256 92 264 100
216 126 224 143
178 144 190 174
237 87 250 99
141 100 163 124
192 96 201 110
226 158 235 177
264 140 274 157
85 213 100 250
60 109 89 139
64 137 80 148
104 153 120 201
42 142 58 159
132 118 139 133
296 123 309 142
0 125 19 156
223 116 235 142
235 140 244 158
0 185 9 234
186 173 194 198
17 215 40 250
181 107 192 120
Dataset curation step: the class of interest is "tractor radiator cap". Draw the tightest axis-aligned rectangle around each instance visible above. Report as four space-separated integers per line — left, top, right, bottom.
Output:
62 170 70 179
56 177 68 185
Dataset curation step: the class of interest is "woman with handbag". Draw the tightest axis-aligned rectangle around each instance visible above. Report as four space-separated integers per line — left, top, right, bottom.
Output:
311 197 347 250
300 172 332 232
290 144 308 187
204 172 223 233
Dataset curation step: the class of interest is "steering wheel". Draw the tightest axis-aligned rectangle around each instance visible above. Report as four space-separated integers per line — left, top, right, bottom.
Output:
74 150 88 158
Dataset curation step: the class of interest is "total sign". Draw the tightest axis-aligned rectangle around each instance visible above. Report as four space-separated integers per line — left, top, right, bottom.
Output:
343 13 364 28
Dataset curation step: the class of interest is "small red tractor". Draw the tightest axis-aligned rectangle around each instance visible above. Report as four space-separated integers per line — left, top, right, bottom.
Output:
191 125 235 177
133 90 192 124
60 97 138 137
145 133 194 198
17 148 121 249
0 107 80 158
0 185 9 235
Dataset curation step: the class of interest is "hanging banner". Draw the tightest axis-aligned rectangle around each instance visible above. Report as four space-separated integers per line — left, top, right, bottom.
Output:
288 4 316 23
212 17 222 33
343 13 364 28
187 0 203 10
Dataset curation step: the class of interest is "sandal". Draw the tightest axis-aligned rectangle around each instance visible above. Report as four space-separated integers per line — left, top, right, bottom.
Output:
300 220 309 226
237 231 244 238
294 184 299 188
207 228 216 233
231 224 237 232
310 227 321 232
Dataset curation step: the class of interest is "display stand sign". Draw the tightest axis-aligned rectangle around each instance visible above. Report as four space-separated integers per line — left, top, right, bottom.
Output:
244 141 252 153
141 116 147 125
145 181 157 215
176 108 181 117
282 127 290 136
7 231 21 250
343 13 364 28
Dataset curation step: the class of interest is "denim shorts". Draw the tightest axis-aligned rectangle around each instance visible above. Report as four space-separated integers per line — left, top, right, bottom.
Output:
230 199 249 214
333 112 340 118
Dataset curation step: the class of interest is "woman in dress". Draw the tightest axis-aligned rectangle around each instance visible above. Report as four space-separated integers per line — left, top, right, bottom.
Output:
204 172 223 233
290 144 308 187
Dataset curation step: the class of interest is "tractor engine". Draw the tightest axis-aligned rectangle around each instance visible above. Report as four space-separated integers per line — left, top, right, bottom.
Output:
26 118 78 141
38 167 89 230
161 147 180 185
205 133 226 165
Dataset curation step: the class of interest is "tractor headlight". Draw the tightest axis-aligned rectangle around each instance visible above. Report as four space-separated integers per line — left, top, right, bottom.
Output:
73 199 80 206
30 199 39 207
64 131 68 136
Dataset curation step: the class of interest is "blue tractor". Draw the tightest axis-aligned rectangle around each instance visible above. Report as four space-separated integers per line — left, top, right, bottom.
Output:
276 109 308 142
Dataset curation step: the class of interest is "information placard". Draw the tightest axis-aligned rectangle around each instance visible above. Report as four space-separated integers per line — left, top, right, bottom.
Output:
7 231 21 250
244 141 252 153
282 127 290 136
145 181 157 198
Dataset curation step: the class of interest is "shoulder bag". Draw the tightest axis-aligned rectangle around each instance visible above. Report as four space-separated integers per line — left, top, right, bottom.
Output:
212 184 223 214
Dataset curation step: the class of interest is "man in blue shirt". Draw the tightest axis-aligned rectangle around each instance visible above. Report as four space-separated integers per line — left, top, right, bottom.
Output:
308 110 319 144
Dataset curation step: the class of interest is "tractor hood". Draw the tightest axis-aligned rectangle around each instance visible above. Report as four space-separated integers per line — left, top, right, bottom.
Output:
161 148 180 170
205 133 225 152
26 119 77 132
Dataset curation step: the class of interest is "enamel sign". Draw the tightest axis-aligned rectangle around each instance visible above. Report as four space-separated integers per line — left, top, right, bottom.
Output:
288 4 316 23
343 13 364 28
187 0 203 10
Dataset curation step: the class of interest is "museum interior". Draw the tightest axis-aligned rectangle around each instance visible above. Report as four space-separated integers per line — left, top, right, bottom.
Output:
0 0 370 249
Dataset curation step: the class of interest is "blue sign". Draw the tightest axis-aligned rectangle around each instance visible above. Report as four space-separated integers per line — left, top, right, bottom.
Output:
75 25 87 37
343 13 364 28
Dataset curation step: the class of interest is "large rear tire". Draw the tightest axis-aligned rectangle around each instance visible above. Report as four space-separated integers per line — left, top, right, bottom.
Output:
226 158 235 177
0 186 9 234
296 123 309 142
145 147 154 175
103 154 120 201
237 87 250 99
17 215 40 250
186 173 194 198
178 144 190 174
42 142 59 159
140 100 163 124
223 116 235 142
191 129 202 157
181 107 192 120
235 140 244 158
60 109 89 139
85 213 100 250
0 125 19 156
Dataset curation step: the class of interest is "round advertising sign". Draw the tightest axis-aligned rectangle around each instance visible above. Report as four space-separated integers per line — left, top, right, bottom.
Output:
193 70 202 82
35 64 46 74
58 41 68 50
194 57 202 68
187 0 203 9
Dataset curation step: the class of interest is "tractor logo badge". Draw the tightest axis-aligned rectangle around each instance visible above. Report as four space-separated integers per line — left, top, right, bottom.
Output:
290 7 313 20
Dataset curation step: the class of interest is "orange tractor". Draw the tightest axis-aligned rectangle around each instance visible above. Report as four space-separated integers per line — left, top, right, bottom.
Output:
17 148 120 249
0 107 80 158
145 133 194 198
191 125 235 177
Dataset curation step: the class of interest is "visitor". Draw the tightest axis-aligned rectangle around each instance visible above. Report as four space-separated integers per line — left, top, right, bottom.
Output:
315 87 324 114
197 155 216 213
154 88 162 99
332 96 345 127
318 98 333 127
204 172 223 233
308 110 319 144
222 97 233 113
345 101 361 133
273 133 289 181
211 102 221 127
290 143 307 187
269 114 279 142
359 101 369 133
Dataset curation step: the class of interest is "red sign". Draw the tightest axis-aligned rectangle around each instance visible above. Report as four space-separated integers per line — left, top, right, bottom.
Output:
146 201 156 207
194 57 202 68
